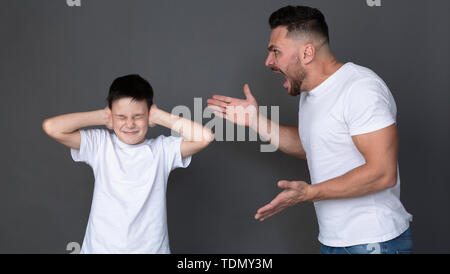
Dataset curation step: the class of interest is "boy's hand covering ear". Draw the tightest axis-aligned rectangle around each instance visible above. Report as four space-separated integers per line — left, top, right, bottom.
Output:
104 107 113 130
148 104 159 127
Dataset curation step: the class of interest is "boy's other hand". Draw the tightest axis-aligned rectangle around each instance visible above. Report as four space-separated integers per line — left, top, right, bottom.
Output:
148 104 159 127
104 107 113 130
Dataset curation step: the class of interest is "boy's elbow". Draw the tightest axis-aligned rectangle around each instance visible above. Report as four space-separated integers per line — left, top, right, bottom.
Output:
42 118 63 139
42 119 54 136
202 129 214 146
194 129 213 149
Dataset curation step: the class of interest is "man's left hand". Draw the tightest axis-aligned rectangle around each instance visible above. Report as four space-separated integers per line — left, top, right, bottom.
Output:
255 180 312 221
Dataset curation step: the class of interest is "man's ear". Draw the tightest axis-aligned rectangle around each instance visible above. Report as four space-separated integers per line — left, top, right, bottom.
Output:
300 43 315 65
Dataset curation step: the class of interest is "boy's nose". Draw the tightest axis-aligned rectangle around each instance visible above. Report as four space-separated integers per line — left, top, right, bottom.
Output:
126 119 135 127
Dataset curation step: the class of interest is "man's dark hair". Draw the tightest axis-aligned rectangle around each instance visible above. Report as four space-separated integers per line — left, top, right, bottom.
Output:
107 74 154 109
269 5 329 43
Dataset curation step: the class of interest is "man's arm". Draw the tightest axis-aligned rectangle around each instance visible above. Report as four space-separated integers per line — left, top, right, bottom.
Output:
255 124 398 221
42 108 111 150
257 116 306 159
308 123 398 201
207 84 306 159
149 105 214 158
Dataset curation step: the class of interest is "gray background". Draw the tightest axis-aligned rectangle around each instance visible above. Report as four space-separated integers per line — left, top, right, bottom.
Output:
0 0 449 253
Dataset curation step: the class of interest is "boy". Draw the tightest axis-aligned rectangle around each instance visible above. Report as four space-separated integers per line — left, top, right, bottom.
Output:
42 74 213 254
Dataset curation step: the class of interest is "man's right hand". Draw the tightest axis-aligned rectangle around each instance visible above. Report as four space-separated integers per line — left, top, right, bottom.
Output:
207 84 259 129
207 83 307 159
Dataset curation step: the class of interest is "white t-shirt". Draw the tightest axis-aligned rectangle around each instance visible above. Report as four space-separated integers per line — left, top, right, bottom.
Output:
298 62 413 247
71 129 191 253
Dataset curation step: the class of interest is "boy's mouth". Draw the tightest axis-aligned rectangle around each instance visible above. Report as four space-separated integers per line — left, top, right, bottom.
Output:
122 130 139 135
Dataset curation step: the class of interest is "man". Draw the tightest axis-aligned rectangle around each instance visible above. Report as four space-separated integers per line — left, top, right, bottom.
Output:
207 6 413 254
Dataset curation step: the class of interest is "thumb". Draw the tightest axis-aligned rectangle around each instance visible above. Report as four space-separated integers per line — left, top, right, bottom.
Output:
277 180 291 189
243 84 255 101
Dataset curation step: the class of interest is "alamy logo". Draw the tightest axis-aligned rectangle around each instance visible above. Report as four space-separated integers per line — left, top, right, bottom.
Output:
171 98 280 152
66 242 81 254
66 0 81 7
366 0 381 7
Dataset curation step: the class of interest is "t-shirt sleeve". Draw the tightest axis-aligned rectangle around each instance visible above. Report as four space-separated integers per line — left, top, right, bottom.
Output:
161 135 192 172
70 129 108 166
344 78 397 136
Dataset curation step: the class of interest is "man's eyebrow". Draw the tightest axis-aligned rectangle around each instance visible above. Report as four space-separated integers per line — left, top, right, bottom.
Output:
267 45 279 51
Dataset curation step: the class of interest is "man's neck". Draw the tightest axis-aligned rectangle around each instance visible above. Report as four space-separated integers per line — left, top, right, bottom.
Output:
302 57 344 92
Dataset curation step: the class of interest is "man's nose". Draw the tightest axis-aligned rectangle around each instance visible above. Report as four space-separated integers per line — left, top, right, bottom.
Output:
265 53 274 67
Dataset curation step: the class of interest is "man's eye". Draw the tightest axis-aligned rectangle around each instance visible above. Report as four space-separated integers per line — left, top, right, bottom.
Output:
274 50 280 56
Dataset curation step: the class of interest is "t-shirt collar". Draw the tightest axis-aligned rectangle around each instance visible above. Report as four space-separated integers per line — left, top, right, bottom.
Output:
113 133 154 158
306 62 352 98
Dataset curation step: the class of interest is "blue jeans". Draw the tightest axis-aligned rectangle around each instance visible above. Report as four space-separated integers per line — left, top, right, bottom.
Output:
320 227 413 254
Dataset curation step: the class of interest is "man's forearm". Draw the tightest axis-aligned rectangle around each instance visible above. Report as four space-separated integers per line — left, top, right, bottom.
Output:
152 108 213 142
308 163 396 202
43 109 107 136
251 114 305 158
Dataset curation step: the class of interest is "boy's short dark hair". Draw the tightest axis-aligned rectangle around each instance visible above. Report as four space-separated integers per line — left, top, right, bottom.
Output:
269 5 329 44
107 74 154 109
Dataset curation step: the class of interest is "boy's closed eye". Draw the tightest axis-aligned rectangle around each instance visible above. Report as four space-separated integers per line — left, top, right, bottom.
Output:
114 114 145 120
115 115 127 120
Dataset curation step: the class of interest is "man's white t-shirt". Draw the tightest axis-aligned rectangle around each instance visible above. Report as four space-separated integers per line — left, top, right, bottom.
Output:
298 62 413 247
71 129 191 253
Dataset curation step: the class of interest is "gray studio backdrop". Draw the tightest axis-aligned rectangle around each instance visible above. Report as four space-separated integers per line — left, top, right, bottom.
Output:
0 0 449 253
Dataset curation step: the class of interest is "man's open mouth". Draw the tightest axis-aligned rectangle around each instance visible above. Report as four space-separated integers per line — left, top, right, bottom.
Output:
271 68 289 89
282 75 289 89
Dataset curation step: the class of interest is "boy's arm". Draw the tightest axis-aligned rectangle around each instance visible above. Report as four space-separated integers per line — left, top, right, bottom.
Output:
149 105 213 158
42 107 111 150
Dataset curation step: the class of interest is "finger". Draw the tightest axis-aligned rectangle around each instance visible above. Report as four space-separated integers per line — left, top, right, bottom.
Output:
256 204 272 215
243 84 254 100
256 199 278 215
256 207 284 221
277 180 291 189
213 110 225 119
234 112 243 125
255 205 280 221
207 98 229 108
256 190 288 215
206 104 226 113
255 210 272 221
255 209 270 220
212 95 234 103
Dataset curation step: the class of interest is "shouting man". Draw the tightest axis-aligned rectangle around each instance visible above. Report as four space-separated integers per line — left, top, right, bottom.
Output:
207 6 413 254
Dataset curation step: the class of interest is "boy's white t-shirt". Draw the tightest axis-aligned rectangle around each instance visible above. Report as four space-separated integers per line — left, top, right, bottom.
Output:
71 129 191 254
298 62 413 247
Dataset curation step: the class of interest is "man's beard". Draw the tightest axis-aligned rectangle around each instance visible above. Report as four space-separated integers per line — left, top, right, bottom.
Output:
271 63 307 96
287 66 307 96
